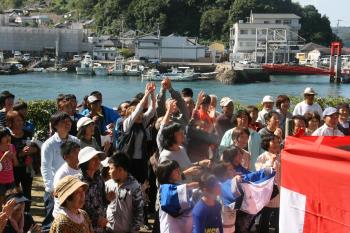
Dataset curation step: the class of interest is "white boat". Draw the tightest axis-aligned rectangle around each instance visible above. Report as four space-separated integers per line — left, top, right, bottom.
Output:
76 55 93 75
93 63 108 76
142 68 161 80
45 67 68 72
160 67 199 81
32 67 44 72
125 63 141 76
109 57 125 76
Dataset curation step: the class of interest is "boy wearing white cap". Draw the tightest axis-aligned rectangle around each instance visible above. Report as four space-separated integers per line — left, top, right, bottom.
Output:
257 96 274 126
293 87 323 117
312 107 344 136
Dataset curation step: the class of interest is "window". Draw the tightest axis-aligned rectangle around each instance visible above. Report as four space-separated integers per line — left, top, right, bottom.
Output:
264 21 269 24
283 20 291 25
276 20 282 24
251 29 256 34
240 29 249 35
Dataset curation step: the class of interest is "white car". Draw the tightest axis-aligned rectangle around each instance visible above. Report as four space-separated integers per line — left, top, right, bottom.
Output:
73 55 82 61
23 53 31 61
240 59 251 65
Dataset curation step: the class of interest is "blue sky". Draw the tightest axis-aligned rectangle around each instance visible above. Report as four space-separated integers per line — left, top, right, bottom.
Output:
293 0 350 27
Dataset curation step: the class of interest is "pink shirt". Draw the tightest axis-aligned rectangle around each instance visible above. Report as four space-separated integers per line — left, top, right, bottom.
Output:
0 144 16 184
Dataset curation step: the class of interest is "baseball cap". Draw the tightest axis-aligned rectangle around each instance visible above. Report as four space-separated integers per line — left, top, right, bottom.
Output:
220 97 233 107
323 107 338 117
87 95 99 103
304 87 317 95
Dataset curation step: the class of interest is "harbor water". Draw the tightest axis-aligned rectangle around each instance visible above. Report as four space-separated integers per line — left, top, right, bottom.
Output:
1 72 349 107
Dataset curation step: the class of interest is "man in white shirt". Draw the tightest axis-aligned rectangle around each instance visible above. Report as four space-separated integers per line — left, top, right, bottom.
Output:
293 87 323 117
257 96 274 126
52 141 81 218
312 107 344 136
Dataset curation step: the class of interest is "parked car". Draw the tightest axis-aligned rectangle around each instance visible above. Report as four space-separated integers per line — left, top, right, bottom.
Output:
73 55 82 61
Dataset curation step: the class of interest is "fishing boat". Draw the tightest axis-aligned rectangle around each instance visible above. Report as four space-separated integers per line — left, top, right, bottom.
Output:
142 68 161 81
32 67 45 72
93 63 108 76
125 63 141 76
45 67 68 72
109 57 125 76
160 67 199 81
76 55 93 75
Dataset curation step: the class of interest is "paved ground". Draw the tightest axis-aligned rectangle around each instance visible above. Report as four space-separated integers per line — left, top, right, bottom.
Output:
31 175 152 232
31 176 45 223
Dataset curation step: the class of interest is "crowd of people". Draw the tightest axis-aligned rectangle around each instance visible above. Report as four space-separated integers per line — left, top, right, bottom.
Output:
0 80 349 233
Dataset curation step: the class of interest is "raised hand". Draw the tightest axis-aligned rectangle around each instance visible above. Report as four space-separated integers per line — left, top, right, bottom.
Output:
167 100 178 114
2 199 16 217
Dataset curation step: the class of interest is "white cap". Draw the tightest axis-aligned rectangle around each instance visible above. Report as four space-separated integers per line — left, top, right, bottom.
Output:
220 97 233 107
262 95 274 103
78 146 104 165
87 95 99 103
322 107 338 117
304 87 317 95
101 157 110 167
77 117 94 131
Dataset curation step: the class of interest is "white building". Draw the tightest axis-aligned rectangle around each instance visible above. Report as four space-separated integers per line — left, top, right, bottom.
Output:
135 34 206 62
230 12 304 63
0 26 92 57
90 36 117 60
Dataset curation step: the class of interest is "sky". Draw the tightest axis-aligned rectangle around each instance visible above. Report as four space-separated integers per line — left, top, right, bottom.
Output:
293 0 350 27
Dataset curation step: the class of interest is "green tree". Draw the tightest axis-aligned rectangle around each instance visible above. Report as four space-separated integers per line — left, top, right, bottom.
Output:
200 8 228 41
299 5 339 46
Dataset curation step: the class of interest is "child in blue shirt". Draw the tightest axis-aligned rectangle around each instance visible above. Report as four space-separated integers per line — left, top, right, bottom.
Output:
192 173 223 233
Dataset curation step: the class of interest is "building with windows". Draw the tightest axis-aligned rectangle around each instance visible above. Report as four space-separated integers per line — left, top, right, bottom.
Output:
230 12 304 63
135 34 206 62
0 26 92 57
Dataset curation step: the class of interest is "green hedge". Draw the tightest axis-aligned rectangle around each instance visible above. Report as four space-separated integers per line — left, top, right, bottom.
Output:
27 99 57 141
26 97 350 141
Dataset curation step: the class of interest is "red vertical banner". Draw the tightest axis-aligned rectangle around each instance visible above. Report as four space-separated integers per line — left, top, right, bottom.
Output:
280 136 350 233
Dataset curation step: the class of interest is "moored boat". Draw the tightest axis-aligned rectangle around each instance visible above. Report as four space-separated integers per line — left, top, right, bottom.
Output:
142 68 161 81
109 57 125 76
93 63 108 76
76 55 93 75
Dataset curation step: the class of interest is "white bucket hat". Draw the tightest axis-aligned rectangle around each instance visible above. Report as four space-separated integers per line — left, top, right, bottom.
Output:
262 95 274 103
77 117 94 131
78 146 104 165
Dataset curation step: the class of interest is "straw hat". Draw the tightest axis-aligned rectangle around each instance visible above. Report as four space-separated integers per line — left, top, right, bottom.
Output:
54 175 87 206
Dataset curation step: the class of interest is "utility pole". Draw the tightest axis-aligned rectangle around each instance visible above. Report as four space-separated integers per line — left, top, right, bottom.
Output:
121 16 124 49
336 19 343 34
